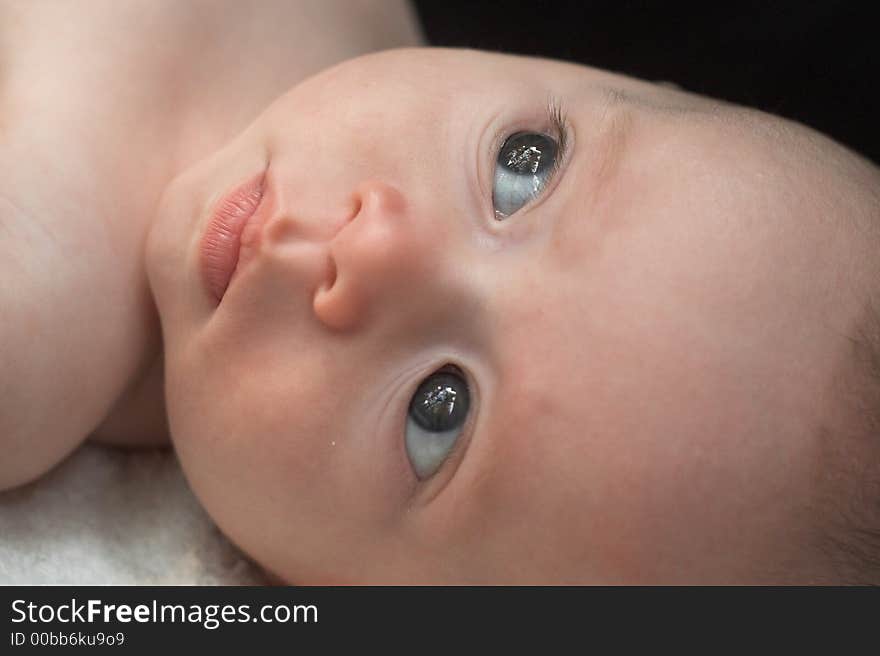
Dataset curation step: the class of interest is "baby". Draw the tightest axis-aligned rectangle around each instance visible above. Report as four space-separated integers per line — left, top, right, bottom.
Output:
4 10 880 583
146 48 880 584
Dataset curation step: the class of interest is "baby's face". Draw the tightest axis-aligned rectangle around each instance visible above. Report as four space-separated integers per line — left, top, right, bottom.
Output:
147 48 874 583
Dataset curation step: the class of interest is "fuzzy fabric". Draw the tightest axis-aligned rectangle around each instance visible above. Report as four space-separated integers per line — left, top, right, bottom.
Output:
0 443 266 585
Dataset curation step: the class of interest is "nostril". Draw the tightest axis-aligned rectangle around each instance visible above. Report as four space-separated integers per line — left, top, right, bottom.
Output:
322 250 338 292
312 248 359 332
344 193 362 228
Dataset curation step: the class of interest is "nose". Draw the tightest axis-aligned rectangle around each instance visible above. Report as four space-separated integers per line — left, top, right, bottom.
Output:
312 180 435 332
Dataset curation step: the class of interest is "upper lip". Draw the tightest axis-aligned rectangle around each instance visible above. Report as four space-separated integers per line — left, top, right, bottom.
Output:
198 169 267 302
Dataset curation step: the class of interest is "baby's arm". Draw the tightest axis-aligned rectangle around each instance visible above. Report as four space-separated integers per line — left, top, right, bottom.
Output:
0 197 112 489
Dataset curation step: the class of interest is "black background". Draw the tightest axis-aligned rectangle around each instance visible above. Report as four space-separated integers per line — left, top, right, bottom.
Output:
413 0 878 164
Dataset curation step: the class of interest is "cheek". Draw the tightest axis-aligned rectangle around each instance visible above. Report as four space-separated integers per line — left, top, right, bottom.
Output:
484 369 634 579
165 342 421 582
493 316 815 582
165 346 340 553
169 346 333 489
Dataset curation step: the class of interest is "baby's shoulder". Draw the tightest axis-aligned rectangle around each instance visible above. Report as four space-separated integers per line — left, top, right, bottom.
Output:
0 146 159 490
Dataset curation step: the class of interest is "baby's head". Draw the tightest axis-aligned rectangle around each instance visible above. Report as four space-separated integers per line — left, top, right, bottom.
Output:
146 48 880 583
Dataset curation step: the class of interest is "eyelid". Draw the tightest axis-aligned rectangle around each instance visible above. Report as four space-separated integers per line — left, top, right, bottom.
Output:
403 362 480 507
483 96 573 225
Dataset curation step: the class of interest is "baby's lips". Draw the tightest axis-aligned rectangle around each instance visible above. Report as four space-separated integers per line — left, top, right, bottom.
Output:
199 170 267 302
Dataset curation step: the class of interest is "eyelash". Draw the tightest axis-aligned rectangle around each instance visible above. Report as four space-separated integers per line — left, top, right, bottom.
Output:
488 96 572 219
546 96 570 178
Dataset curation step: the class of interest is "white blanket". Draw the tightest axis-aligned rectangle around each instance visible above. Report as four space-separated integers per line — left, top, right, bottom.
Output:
0 443 265 585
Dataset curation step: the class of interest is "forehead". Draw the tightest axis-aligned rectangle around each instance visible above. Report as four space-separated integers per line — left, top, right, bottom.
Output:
317 47 635 120
335 47 729 119
337 47 568 86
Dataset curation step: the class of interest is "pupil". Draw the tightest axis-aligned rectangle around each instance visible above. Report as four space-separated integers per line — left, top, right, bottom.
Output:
409 372 469 432
506 144 542 174
499 132 556 176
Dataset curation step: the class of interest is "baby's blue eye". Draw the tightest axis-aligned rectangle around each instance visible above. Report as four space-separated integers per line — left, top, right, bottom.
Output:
492 131 559 219
405 367 470 480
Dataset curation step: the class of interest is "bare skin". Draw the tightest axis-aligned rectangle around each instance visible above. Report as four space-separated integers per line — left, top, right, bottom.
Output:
147 48 880 584
0 0 422 489
4 9 878 582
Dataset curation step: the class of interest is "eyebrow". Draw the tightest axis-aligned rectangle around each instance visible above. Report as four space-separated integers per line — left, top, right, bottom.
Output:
594 84 702 117
581 87 638 213
586 81 729 182
550 82 710 263
575 80 711 201
562 73 747 226
548 86 645 264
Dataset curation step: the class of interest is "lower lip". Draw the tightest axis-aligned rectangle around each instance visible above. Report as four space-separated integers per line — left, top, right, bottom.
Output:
199 171 266 302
